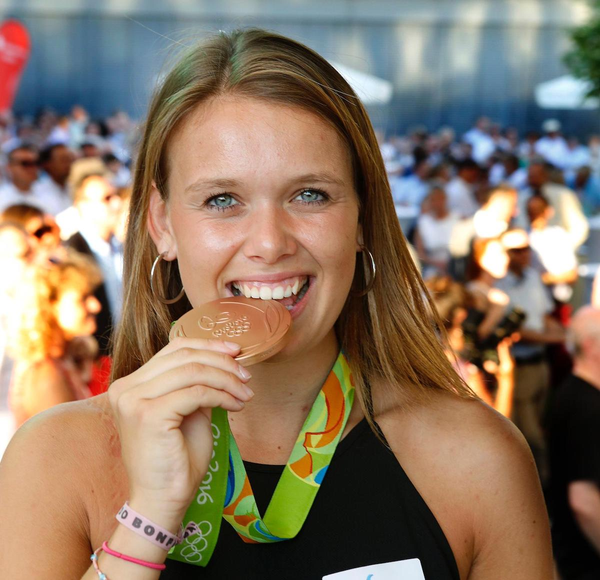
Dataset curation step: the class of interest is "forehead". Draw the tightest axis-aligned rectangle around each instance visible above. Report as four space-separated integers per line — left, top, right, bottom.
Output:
165 97 353 190
11 149 37 160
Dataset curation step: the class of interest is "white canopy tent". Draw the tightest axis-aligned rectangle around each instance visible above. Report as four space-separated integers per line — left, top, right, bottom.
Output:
329 61 393 106
535 74 599 110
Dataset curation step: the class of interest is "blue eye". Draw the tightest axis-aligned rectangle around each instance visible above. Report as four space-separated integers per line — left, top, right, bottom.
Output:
207 194 238 210
296 189 327 204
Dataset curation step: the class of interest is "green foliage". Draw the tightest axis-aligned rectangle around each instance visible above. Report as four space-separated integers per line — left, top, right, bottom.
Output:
565 0 600 98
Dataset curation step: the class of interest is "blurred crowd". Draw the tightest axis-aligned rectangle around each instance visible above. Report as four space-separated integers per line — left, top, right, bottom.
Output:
1 108 600 577
382 115 600 579
0 105 134 435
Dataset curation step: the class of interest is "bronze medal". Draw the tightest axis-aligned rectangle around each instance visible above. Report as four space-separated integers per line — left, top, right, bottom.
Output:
169 297 292 365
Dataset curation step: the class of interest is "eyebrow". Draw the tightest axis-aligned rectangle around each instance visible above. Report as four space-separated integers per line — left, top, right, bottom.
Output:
184 172 347 194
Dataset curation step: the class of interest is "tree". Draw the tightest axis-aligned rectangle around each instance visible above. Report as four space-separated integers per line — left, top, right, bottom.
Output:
564 0 600 98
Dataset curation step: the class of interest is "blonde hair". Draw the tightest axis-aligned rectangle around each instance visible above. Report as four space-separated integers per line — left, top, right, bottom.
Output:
113 29 475 430
11 251 101 362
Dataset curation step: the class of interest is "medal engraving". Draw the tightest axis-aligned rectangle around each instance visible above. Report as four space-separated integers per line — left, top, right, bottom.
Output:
170 297 291 365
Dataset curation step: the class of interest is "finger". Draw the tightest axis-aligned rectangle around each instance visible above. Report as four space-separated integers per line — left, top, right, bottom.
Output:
119 362 253 408
137 346 251 386
146 383 245 418
156 337 241 360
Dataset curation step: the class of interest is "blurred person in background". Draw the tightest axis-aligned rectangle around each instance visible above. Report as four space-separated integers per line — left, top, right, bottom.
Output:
8 251 101 427
414 183 459 278
102 152 131 188
497 229 566 482
0 145 56 215
36 143 75 214
426 275 515 417
463 116 496 165
548 306 600 580
489 153 528 191
390 155 431 207
569 165 600 216
446 157 481 217
0 222 32 405
526 195 578 291
563 136 591 182
1 204 63 264
465 237 511 340
535 119 569 170
519 159 589 249
449 184 517 280
66 171 123 355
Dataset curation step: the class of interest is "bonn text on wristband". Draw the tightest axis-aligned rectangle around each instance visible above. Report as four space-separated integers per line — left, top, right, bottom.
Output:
116 502 183 550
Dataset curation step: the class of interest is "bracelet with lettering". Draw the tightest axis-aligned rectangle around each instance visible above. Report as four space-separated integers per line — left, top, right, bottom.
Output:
116 502 184 551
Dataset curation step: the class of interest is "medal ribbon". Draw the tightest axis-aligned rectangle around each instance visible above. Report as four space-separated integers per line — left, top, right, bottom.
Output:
167 352 354 566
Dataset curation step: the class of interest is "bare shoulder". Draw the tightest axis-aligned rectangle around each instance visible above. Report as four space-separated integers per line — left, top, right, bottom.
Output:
0 395 127 576
377 391 553 580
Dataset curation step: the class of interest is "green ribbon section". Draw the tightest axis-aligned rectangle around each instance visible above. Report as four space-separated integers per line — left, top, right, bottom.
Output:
167 352 354 567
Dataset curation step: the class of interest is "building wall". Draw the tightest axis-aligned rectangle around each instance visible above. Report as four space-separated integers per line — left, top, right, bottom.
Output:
0 0 596 136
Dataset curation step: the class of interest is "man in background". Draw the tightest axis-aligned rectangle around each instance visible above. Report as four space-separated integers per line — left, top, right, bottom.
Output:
549 306 600 580
66 167 123 355
36 143 75 215
0 146 57 214
496 229 566 481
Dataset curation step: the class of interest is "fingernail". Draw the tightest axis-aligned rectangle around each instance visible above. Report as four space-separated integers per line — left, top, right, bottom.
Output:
238 365 252 380
224 341 241 351
236 398 245 408
243 385 254 398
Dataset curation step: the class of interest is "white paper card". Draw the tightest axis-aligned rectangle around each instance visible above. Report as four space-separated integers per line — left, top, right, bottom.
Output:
323 558 425 580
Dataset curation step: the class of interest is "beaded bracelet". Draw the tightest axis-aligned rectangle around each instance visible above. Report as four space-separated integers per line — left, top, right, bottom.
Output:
90 546 108 580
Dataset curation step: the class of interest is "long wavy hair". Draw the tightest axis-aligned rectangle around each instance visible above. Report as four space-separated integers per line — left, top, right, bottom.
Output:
11 251 101 363
112 29 475 430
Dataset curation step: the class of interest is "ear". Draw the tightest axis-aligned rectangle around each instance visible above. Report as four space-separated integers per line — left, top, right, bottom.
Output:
147 183 177 260
355 222 364 252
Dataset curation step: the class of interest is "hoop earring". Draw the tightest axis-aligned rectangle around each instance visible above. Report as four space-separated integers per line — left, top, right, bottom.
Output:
150 253 185 305
355 245 376 297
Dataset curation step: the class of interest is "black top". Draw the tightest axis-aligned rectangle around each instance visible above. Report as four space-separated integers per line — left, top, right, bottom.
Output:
162 418 459 579
548 375 600 580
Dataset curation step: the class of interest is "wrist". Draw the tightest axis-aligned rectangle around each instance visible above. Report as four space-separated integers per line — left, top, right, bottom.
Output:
126 496 187 537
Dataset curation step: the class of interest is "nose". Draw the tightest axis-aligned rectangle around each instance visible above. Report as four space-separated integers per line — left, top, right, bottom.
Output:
86 295 102 314
242 204 297 264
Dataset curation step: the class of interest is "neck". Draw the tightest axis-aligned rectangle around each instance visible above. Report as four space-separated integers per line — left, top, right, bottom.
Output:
14 181 32 193
229 331 340 462
573 361 600 390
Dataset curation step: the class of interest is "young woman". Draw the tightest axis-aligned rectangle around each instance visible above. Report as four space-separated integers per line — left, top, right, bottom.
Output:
0 30 551 579
8 250 101 426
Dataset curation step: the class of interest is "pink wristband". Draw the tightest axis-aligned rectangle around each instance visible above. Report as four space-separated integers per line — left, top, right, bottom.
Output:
116 501 183 550
102 541 166 571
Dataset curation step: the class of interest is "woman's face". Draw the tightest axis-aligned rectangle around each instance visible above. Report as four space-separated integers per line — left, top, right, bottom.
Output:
54 280 101 340
149 97 361 355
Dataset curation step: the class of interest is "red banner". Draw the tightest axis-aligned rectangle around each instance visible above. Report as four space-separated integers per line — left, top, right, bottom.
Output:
0 20 31 113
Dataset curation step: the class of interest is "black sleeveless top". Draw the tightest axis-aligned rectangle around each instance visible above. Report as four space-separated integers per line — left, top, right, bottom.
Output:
161 419 460 579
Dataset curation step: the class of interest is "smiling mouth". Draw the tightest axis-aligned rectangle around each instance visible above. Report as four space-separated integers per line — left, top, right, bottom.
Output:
228 277 310 311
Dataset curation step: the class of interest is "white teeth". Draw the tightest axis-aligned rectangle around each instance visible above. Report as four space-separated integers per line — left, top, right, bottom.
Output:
231 277 307 300
259 287 272 300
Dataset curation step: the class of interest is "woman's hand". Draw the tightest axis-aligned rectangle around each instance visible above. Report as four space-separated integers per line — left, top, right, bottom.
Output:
108 337 253 529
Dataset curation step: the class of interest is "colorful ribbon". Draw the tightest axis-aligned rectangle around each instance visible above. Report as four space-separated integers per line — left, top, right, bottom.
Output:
168 352 354 566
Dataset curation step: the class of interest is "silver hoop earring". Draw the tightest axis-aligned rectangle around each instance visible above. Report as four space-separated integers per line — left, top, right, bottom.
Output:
356 245 376 297
150 253 185 305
